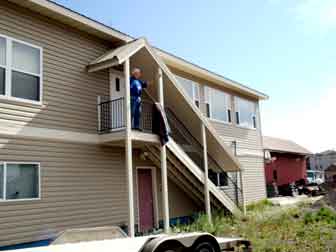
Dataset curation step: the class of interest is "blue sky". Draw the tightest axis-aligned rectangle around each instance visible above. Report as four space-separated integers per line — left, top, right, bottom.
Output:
55 0 336 152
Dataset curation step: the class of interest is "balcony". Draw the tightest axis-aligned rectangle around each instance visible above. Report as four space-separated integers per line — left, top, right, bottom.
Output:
97 96 160 144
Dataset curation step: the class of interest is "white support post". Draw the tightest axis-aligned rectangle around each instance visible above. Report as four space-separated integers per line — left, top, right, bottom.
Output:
158 68 170 233
239 170 247 215
201 123 212 223
124 59 135 237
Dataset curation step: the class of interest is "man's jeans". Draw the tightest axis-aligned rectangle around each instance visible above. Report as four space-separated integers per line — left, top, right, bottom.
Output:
131 96 141 129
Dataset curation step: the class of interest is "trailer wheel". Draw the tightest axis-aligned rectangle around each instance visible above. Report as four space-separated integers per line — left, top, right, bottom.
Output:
192 241 217 252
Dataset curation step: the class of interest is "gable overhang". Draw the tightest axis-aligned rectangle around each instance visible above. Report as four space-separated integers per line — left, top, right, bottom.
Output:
9 0 133 45
88 38 147 72
88 38 242 172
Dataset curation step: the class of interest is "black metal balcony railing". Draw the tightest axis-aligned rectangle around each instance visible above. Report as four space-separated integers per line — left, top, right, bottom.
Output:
98 97 125 132
97 97 153 133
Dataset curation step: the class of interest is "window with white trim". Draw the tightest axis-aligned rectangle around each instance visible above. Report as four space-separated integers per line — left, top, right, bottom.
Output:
209 169 228 187
235 97 257 129
0 35 42 102
175 75 200 107
205 86 231 123
0 162 40 201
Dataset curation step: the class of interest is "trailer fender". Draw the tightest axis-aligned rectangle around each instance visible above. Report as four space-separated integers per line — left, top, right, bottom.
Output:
141 233 220 252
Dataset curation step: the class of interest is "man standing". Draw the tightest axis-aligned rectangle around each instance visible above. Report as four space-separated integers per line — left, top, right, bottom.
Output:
130 68 147 130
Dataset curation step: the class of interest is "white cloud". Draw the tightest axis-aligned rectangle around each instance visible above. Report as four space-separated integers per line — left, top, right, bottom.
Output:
292 0 336 31
262 85 336 153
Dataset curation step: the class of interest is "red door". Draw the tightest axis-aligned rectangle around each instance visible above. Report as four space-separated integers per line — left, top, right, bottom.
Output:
137 169 154 232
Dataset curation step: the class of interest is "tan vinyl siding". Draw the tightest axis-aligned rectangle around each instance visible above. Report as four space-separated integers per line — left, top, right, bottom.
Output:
0 137 127 247
0 138 199 247
0 1 113 133
170 68 266 203
167 179 200 218
239 156 266 203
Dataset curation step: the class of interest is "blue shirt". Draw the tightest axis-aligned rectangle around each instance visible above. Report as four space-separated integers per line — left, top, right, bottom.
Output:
130 77 147 97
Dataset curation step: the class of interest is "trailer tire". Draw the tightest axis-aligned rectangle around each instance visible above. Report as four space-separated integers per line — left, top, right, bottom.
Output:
192 241 217 252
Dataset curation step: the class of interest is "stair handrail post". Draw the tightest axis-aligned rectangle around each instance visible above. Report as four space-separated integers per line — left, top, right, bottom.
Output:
158 67 170 233
124 59 135 237
201 123 212 224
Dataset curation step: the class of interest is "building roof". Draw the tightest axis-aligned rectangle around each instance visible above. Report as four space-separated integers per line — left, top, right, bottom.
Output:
155 49 269 100
263 136 311 155
326 163 336 171
319 150 336 155
10 0 268 100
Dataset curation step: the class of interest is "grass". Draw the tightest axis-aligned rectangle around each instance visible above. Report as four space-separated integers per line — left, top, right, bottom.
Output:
172 200 336 252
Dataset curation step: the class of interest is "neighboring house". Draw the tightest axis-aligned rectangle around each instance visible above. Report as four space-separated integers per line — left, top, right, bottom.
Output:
0 0 268 247
308 150 336 183
263 136 311 189
325 164 336 182
309 150 336 171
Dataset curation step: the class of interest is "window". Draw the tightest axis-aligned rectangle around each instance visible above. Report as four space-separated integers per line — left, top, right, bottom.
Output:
175 75 200 107
0 35 42 103
205 86 231 123
115 77 120 92
0 37 5 95
235 97 257 129
209 170 228 187
0 162 40 201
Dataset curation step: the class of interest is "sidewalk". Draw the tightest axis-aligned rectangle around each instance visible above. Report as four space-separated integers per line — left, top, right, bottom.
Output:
268 195 323 206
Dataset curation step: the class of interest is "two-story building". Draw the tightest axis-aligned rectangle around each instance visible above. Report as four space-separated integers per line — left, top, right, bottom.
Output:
0 0 268 247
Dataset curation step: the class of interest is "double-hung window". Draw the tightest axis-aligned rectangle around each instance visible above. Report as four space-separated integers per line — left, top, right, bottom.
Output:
205 86 231 123
235 97 257 129
0 162 40 201
175 75 200 107
0 35 42 103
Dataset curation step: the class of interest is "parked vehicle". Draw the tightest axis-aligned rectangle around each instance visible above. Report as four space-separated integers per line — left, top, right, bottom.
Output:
4 227 252 252
303 183 326 197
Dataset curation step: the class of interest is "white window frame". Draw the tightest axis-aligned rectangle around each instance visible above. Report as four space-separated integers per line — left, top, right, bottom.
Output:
205 86 232 124
0 34 43 105
175 75 200 107
0 162 41 202
234 97 257 130
216 172 229 188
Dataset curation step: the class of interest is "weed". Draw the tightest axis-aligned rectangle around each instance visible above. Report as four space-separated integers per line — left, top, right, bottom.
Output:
172 200 336 252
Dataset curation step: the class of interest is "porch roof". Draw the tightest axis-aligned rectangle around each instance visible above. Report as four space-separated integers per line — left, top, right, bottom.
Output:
88 38 146 72
88 37 242 172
